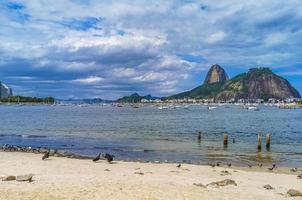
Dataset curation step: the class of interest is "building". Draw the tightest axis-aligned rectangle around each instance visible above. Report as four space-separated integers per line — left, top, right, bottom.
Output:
0 82 13 99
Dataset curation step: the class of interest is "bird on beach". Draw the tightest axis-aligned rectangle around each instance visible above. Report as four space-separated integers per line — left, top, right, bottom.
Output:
290 168 298 172
216 161 221 167
247 164 252 168
258 163 263 168
102 153 114 163
227 162 232 167
42 150 50 160
268 164 276 171
92 153 101 162
297 174 302 179
176 163 181 168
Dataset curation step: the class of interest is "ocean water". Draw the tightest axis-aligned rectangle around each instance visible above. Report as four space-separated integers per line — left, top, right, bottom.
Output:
0 104 301 166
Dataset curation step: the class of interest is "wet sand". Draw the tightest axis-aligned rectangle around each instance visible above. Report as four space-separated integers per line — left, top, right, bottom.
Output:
0 152 301 200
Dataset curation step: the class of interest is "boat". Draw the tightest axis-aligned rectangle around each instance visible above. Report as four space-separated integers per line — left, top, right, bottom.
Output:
158 106 168 110
247 106 258 110
208 106 216 110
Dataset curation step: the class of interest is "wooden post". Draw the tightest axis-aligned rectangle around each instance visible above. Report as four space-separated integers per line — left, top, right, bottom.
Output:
223 133 228 147
197 131 201 141
257 134 262 151
266 134 271 150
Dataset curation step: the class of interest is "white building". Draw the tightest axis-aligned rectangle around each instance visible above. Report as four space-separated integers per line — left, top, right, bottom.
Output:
0 82 13 99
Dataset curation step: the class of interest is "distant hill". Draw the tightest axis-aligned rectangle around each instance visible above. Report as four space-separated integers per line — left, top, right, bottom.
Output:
0 96 55 104
167 65 300 101
116 93 159 103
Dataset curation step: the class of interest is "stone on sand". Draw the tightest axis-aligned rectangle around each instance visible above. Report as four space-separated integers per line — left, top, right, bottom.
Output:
2 175 16 181
263 184 274 190
207 179 237 187
287 189 302 197
16 174 34 182
193 183 206 188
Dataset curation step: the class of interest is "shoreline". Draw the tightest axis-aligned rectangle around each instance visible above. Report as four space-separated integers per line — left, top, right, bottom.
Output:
0 144 300 172
0 151 302 199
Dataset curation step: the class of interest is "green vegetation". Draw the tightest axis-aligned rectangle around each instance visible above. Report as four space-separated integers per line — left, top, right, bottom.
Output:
248 67 273 76
166 82 224 99
297 100 302 105
116 93 157 103
0 96 55 104
117 93 142 103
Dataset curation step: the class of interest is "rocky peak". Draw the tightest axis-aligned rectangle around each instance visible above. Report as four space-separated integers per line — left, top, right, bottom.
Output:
204 64 229 85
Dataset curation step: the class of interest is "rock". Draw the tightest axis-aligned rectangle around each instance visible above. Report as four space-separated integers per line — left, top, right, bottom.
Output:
297 174 302 179
16 174 34 182
204 64 229 85
264 184 274 190
2 175 16 181
216 68 301 101
193 183 206 188
220 170 231 176
207 179 237 187
134 172 144 175
287 189 302 197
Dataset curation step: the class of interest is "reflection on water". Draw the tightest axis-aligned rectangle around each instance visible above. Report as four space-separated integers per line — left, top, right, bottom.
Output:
0 104 301 166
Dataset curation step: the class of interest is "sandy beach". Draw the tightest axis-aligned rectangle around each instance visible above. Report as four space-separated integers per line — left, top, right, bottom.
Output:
0 152 301 200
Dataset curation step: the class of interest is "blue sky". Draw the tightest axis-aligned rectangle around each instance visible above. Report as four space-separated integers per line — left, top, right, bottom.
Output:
0 0 301 99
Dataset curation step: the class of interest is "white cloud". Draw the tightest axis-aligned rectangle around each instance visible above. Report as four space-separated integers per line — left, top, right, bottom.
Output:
205 31 227 44
72 76 104 84
0 0 302 98
264 33 287 45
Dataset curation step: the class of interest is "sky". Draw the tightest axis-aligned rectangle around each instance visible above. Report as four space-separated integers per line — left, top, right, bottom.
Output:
0 0 301 100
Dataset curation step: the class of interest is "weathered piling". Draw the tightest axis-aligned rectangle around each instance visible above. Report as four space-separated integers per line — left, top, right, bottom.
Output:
223 133 228 147
257 134 262 151
266 133 271 150
197 131 202 141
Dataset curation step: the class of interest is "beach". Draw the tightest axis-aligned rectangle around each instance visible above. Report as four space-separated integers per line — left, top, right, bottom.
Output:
0 152 301 200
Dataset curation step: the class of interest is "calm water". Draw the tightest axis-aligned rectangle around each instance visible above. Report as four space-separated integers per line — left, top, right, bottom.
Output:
0 104 301 166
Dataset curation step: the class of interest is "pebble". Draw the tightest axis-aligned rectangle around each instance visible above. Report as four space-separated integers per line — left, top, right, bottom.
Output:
134 172 144 175
287 189 302 197
220 170 231 176
193 183 206 188
207 179 237 187
16 174 34 182
263 184 274 190
2 175 16 181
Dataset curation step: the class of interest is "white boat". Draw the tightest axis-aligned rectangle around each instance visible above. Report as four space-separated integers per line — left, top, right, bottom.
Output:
247 106 258 110
158 106 168 110
208 106 216 110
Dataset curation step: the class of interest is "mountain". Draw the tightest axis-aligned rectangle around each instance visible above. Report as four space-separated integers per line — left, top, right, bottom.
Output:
215 68 301 101
116 93 159 103
204 64 229 84
167 66 300 101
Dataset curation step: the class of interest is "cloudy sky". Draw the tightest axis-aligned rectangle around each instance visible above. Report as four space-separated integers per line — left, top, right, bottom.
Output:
0 0 301 99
